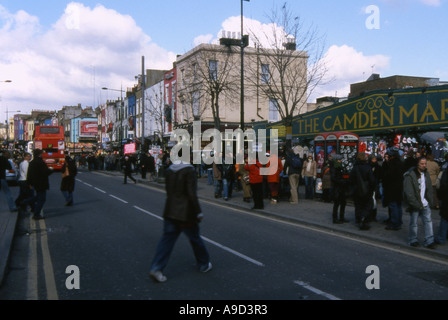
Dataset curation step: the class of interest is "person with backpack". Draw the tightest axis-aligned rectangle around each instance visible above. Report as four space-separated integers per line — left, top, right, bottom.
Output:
283 149 302 204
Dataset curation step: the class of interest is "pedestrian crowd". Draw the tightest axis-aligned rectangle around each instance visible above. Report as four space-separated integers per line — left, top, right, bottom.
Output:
0 149 79 220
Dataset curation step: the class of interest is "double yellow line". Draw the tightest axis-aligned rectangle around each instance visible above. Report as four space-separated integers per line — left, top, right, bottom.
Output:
27 215 59 300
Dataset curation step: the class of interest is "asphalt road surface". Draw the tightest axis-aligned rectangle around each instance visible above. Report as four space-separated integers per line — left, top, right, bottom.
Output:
1 169 448 303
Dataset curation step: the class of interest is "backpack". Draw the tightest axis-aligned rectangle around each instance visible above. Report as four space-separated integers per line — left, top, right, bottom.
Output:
291 155 302 169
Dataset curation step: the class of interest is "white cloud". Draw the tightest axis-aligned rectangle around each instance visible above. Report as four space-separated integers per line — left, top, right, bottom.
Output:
419 0 442 6
0 2 176 120
310 45 390 100
380 0 443 7
193 34 214 47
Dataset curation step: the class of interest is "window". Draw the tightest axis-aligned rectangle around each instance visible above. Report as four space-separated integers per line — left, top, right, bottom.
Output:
192 63 197 81
192 91 200 118
269 98 279 122
164 84 170 105
209 60 218 81
261 64 270 84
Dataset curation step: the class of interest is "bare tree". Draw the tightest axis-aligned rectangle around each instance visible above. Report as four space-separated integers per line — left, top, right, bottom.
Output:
246 2 328 144
178 44 241 129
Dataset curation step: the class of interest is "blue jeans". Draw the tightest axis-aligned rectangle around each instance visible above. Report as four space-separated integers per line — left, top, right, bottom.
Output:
222 178 233 199
1 178 17 211
304 176 315 199
408 206 434 246
388 201 403 228
436 217 448 244
62 191 73 204
22 189 46 217
150 219 210 272
207 169 214 185
214 180 222 197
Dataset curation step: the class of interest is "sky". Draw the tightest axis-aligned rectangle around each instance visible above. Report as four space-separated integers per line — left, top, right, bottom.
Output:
1 0 447 123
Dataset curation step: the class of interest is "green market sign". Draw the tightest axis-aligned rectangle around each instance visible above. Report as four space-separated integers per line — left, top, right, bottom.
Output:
263 85 448 139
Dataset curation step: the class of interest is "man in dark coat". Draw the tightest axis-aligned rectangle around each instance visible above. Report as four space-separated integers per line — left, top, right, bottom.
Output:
25 149 53 219
149 155 212 283
331 154 349 224
383 148 405 230
350 152 376 230
146 152 156 181
60 154 77 206
122 156 136 184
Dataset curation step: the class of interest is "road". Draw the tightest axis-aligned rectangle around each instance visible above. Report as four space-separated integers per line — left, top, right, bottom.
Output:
1 168 448 303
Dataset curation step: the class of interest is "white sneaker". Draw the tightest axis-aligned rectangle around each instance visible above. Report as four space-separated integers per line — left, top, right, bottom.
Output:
150 271 167 283
200 262 213 273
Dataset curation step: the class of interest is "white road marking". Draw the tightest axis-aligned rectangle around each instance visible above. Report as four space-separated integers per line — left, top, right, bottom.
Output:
109 194 128 203
94 187 106 193
202 236 265 267
294 280 341 300
133 206 163 221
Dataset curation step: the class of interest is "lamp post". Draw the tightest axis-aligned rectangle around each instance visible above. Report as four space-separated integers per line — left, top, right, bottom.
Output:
102 86 125 147
240 0 250 131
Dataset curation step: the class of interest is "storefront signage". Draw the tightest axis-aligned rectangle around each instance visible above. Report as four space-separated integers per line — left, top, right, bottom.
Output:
293 86 448 138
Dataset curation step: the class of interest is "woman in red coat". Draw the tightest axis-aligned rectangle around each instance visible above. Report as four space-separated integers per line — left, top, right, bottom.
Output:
245 158 264 210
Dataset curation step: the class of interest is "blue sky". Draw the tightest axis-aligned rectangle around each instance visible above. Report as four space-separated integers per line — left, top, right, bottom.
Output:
0 0 447 121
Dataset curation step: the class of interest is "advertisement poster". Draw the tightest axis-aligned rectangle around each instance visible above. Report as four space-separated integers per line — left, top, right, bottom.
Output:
124 143 136 155
80 120 98 137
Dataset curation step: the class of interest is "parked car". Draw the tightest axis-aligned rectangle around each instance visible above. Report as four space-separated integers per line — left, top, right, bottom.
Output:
5 159 18 185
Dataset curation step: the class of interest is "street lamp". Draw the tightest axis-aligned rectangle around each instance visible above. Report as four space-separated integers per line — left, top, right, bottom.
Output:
241 0 250 131
102 86 125 147
102 86 124 101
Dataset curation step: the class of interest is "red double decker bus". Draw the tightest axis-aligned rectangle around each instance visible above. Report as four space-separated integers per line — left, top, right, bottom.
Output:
34 126 65 170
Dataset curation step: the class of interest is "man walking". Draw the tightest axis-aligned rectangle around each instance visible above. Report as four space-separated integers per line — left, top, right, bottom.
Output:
403 157 437 249
149 151 212 283
122 156 136 184
25 149 53 219
16 152 32 210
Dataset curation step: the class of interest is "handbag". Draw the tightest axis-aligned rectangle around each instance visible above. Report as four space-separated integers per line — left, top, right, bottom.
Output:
62 166 70 178
242 174 250 184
